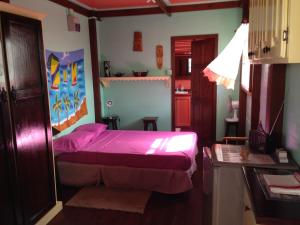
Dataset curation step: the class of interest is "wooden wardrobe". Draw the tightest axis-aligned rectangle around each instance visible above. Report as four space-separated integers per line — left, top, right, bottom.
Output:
0 12 56 225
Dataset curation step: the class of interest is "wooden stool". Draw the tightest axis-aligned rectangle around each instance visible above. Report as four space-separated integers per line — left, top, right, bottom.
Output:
143 117 158 131
225 118 239 136
102 115 119 130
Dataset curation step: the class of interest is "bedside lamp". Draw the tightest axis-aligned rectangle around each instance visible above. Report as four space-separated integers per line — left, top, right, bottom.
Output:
106 100 113 119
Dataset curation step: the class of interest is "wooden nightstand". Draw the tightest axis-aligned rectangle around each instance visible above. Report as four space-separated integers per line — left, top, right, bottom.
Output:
102 115 120 130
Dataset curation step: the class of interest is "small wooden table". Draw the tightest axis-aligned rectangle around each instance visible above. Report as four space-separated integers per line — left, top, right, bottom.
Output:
143 117 158 131
102 115 119 130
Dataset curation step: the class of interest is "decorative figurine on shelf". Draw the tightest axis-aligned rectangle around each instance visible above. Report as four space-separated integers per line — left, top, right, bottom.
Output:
156 45 163 69
133 31 143 52
104 61 111 77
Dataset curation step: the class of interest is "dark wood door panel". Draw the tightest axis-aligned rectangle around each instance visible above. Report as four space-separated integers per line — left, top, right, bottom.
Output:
191 38 217 146
13 97 55 224
2 13 42 91
1 12 55 225
0 100 16 225
12 87 43 101
0 16 17 225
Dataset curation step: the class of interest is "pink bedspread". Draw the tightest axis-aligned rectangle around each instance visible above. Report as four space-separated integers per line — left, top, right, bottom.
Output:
56 130 198 171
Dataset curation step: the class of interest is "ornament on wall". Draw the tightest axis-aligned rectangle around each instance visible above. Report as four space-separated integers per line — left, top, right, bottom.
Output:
133 31 143 51
156 45 163 69
104 61 111 77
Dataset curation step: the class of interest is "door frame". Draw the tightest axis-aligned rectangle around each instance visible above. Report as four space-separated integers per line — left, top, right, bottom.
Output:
171 34 218 142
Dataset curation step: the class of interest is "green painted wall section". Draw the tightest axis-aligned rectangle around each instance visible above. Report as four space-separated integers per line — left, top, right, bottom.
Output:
283 64 300 164
102 81 170 130
11 0 95 137
99 8 242 140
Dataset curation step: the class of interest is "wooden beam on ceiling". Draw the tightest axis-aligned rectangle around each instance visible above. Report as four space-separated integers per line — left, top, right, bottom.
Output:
48 0 99 19
97 1 241 18
97 7 163 18
48 0 240 19
155 0 171 17
169 1 241 13
0 0 10 2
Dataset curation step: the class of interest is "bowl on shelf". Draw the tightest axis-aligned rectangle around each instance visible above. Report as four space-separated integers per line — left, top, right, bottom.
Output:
114 72 125 77
132 70 148 77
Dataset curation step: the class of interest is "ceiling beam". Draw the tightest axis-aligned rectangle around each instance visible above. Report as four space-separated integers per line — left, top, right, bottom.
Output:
48 0 99 19
48 0 240 19
169 1 240 13
155 0 171 17
98 1 240 18
97 7 163 18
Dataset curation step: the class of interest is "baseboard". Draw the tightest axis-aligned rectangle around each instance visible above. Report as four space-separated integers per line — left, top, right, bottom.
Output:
35 201 63 225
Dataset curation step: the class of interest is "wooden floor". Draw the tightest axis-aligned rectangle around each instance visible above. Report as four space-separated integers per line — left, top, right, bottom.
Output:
49 153 205 225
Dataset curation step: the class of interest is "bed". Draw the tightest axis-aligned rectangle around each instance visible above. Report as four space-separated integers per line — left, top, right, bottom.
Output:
54 123 198 194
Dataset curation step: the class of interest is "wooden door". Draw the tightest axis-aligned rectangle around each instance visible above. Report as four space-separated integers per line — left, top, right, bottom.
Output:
191 38 216 146
0 93 16 225
0 18 16 225
1 13 55 224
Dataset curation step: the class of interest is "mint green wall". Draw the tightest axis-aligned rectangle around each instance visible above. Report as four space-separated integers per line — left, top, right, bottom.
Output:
102 81 170 130
99 8 242 140
11 0 95 137
283 64 300 164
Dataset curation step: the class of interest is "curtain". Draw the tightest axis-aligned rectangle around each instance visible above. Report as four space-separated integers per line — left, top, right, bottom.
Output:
203 23 249 90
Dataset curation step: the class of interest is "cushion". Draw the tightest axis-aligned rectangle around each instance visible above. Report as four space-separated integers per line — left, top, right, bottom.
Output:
74 123 107 137
53 130 95 153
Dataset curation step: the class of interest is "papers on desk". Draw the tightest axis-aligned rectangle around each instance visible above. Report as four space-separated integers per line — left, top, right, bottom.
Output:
263 173 300 196
215 145 275 165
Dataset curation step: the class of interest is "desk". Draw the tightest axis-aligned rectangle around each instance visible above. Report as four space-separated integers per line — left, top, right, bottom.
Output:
203 144 299 225
102 115 119 130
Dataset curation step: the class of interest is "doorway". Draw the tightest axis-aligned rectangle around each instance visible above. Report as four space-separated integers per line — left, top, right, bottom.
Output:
171 35 217 146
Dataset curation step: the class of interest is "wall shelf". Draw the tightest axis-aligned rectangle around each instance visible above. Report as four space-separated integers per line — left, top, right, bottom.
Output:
99 76 171 88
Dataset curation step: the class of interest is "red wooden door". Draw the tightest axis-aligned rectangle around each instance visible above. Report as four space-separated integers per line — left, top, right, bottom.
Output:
191 38 217 146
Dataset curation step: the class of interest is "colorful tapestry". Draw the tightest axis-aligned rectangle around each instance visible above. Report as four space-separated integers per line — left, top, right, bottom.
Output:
46 49 87 131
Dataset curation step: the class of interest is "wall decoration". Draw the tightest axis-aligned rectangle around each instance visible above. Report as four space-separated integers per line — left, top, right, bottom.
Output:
156 45 163 69
133 31 143 51
104 61 111 77
46 49 88 131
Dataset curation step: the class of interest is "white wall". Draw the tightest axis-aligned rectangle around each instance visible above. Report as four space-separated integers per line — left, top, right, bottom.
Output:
11 0 95 137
